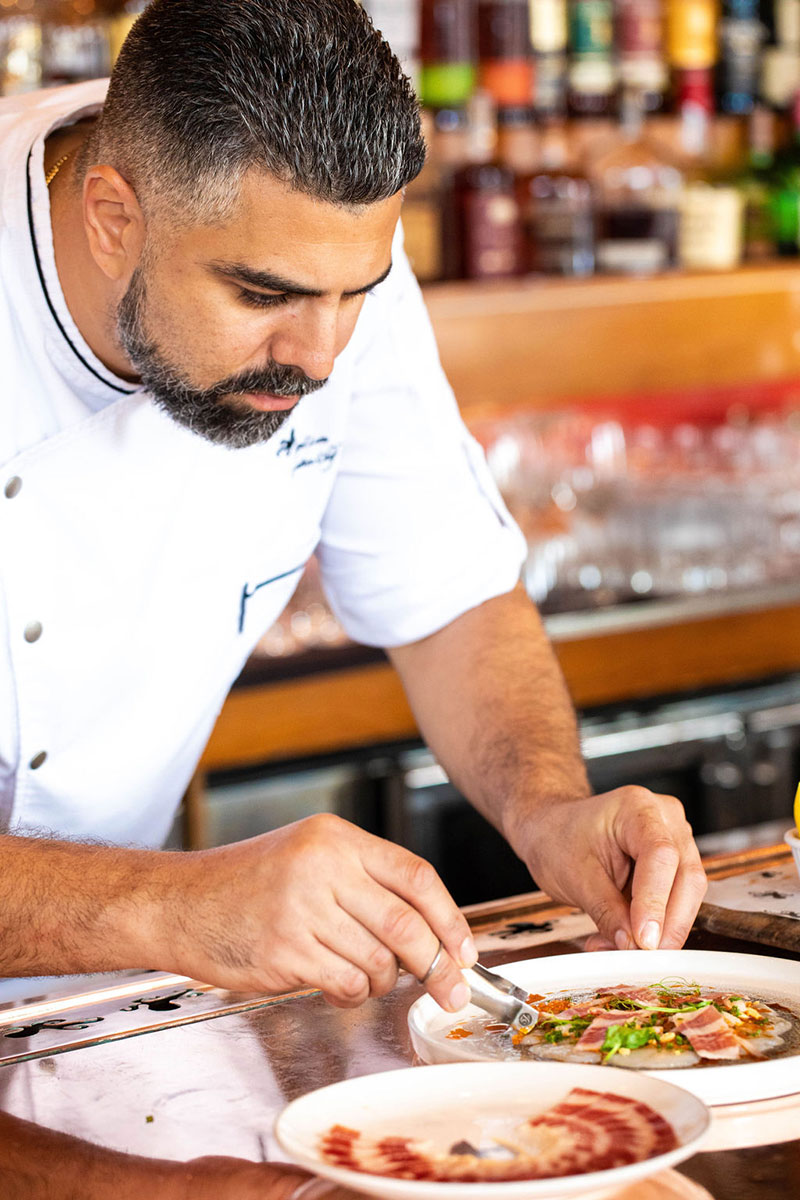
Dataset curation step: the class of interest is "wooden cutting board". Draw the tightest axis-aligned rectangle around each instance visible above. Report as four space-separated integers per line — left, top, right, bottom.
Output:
695 902 800 954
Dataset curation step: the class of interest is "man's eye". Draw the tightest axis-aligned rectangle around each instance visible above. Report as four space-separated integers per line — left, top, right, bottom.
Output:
237 288 290 309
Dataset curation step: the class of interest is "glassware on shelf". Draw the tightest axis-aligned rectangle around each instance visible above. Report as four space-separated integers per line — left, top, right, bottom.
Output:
475 402 800 615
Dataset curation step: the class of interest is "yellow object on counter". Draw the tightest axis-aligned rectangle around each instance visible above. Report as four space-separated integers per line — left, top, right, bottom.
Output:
794 781 800 836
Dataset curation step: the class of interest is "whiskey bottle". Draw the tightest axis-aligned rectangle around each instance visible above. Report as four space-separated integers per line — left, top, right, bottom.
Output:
589 86 683 274
515 119 595 276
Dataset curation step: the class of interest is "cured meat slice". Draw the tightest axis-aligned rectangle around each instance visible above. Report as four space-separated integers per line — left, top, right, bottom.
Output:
318 1089 677 1183
671 1005 741 1060
597 986 665 1007
577 1011 645 1050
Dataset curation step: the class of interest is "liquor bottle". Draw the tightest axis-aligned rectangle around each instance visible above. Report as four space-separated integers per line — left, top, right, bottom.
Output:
666 0 719 68
447 90 525 279
476 0 534 112
760 0 800 109
529 0 569 116
568 0 617 117
616 0 669 115
361 0 420 85
717 0 764 113
737 104 778 258
40 0 109 88
419 0 476 111
588 86 683 274
767 89 800 254
515 119 595 275
775 0 800 45
0 2 42 95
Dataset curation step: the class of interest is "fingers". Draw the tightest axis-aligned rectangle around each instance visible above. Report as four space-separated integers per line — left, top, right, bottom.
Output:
616 792 706 950
365 838 477 973
340 869 472 1013
657 857 708 949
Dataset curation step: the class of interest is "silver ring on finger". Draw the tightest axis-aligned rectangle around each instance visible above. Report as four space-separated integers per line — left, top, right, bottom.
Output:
418 939 444 985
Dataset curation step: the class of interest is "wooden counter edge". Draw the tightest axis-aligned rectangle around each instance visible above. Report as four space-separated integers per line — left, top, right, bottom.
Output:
198 598 800 773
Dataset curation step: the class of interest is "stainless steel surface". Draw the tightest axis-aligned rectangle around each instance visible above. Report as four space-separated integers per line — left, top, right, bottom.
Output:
2 867 800 1198
464 963 538 1033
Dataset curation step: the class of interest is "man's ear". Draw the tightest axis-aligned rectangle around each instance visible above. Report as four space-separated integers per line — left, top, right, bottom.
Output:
83 165 145 282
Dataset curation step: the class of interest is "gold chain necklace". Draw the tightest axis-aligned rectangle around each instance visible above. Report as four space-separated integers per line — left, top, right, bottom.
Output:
45 150 72 188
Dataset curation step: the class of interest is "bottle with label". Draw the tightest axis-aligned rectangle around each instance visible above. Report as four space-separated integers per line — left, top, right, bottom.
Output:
666 0 719 69
419 0 476 110
40 0 109 88
676 84 745 271
0 2 43 95
760 0 800 109
529 0 569 116
447 90 525 279
717 0 764 113
767 89 800 254
588 85 683 275
515 119 595 276
476 0 534 112
567 0 617 117
616 0 669 114
736 104 778 258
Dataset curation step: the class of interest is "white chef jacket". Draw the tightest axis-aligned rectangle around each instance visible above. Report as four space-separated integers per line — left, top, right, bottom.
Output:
0 81 526 847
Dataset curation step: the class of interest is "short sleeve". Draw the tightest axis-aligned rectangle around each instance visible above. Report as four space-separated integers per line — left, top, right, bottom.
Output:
317 235 527 648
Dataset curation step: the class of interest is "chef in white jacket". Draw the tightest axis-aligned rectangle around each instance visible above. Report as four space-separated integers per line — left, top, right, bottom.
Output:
0 0 706 1014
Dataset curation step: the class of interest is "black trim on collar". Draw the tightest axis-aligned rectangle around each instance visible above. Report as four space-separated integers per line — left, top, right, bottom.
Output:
25 144 137 396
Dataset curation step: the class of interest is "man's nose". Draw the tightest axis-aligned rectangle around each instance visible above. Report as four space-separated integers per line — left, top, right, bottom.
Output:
267 303 342 383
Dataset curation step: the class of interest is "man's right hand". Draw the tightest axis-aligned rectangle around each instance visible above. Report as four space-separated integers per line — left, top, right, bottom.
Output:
156 813 477 1011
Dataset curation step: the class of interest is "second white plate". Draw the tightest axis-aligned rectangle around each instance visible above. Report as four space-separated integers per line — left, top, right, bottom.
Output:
407 950 800 1107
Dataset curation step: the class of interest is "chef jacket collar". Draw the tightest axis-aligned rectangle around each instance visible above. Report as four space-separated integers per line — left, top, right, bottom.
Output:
24 101 143 412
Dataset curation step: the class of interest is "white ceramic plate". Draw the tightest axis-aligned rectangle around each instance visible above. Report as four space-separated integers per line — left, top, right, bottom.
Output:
408 950 800 1107
274 1061 710 1200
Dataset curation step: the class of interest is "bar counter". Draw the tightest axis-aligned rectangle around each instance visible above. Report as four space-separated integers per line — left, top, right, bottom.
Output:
2 844 800 1197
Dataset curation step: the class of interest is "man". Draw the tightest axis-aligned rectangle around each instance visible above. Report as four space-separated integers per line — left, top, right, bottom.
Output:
0 0 706 1016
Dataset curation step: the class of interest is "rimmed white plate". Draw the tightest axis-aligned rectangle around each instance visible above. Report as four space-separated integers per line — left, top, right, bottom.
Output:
274 1061 710 1200
408 950 800 1108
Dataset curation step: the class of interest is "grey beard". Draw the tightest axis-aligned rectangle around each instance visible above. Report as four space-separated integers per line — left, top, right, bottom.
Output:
116 268 327 449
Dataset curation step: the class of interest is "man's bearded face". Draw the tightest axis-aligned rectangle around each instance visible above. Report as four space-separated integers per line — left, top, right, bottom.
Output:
116 264 327 449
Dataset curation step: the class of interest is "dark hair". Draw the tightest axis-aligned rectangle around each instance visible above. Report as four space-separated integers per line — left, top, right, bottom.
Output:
86 0 425 219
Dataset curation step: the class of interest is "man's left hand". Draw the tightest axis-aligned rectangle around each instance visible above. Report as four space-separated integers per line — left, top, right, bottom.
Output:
511 786 708 952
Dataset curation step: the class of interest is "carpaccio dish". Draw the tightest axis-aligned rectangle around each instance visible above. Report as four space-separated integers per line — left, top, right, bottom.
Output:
445 980 799 1069
319 1087 677 1181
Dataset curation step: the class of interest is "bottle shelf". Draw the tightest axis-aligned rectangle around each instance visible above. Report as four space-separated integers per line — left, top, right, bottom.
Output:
422 260 800 413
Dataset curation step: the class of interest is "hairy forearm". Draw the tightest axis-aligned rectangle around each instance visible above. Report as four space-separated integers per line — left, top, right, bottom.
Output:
0 834 181 977
388 585 591 845
0 1112 187 1200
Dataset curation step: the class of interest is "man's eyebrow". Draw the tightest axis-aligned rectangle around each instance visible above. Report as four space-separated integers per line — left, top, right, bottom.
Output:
208 260 393 297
